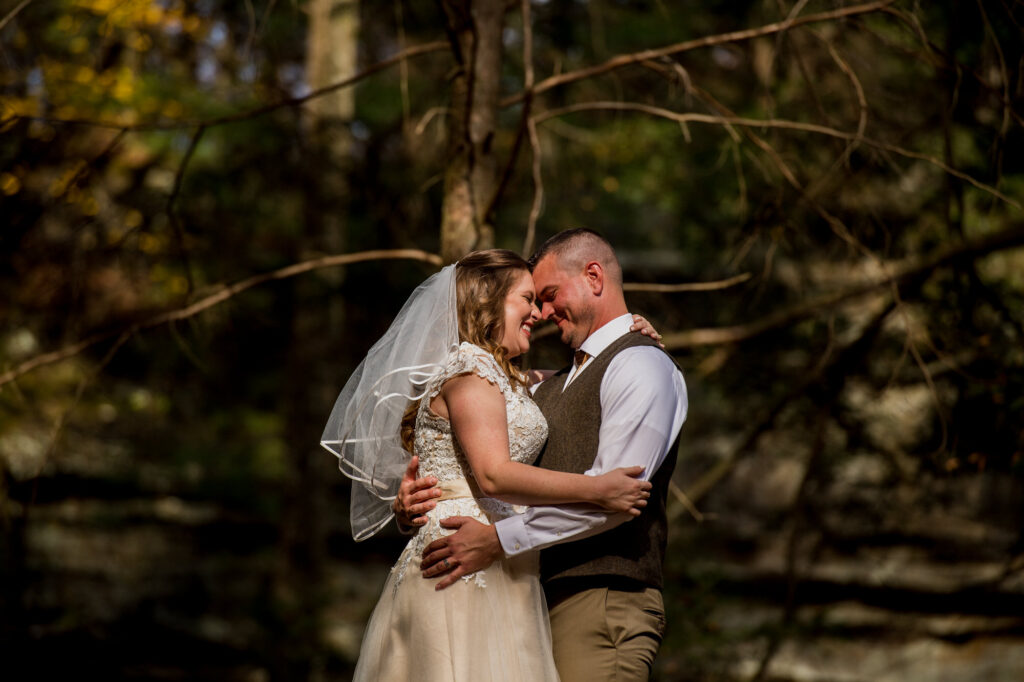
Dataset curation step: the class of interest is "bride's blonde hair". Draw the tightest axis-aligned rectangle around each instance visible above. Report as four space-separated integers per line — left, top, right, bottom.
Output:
400 249 531 452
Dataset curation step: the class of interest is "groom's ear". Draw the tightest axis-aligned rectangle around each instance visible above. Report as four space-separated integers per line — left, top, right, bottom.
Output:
583 261 604 295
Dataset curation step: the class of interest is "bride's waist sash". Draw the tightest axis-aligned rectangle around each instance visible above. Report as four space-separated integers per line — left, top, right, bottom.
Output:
437 477 484 501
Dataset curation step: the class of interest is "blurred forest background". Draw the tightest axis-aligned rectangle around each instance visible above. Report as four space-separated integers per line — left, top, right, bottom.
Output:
2 0 1024 680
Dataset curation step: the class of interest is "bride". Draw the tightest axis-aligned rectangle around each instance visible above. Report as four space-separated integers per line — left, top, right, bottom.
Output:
321 249 652 681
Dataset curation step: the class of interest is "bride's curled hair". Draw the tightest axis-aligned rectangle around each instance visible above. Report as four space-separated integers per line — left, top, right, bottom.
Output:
454 249 531 387
400 249 531 452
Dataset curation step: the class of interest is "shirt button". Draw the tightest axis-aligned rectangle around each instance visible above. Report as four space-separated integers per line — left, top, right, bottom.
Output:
556 531 562 537
515 543 521 550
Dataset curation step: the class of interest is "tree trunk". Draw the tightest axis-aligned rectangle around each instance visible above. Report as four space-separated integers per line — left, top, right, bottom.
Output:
439 0 505 263
272 1 359 672
305 0 360 154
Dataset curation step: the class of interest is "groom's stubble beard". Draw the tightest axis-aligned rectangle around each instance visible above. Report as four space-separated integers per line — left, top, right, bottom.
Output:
561 301 595 350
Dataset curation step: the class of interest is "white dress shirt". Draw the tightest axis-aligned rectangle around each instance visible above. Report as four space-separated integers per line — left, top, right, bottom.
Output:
495 313 688 556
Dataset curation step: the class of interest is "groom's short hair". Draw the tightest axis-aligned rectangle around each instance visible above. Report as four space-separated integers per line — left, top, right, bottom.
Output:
529 228 623 287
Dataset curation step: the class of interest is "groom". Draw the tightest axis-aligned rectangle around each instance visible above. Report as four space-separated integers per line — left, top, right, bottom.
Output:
401 229 687 680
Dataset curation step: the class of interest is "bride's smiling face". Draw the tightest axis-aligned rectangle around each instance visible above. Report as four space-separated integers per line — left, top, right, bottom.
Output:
499 270 540 358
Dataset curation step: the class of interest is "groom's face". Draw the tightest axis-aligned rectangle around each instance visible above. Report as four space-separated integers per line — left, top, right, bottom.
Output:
532 254 593 350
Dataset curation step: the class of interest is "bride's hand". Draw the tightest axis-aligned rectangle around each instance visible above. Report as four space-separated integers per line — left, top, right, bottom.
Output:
594 466 652 516
630 314 664 348
393 455 441 529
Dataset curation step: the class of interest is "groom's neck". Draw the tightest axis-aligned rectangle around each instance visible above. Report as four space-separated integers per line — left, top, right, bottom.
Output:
584 297 628 340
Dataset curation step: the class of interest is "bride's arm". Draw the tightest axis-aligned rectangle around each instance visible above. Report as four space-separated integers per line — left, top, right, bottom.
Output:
439 373 650 514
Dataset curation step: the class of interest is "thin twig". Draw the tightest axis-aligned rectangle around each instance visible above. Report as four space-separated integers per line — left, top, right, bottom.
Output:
975 0 1011 193
43 330 134 463
0 249 443 389
533 102 1021 209
167 125 206 294
52 128 127 203
660 223 1024 349
518 0 541 257
241 0 257 62
803 37 869 199
485 0 534 231
872 8 1024 129
523 117 544 258
500 0 897 106
395 0 411 132
668 480 705 522
0 0 32 31
623 273 752 293
413 106 448 136
682 301 896 509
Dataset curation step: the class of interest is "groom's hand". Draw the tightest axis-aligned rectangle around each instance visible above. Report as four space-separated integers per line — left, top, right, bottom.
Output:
393 455 441 530
420 517 503 590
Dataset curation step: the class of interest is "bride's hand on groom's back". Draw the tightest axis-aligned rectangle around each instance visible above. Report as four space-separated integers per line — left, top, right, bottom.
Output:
393 455 442 530
595 466 652 516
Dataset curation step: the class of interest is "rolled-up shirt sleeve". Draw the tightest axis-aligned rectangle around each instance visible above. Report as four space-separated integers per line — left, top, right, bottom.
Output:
495 346 687 556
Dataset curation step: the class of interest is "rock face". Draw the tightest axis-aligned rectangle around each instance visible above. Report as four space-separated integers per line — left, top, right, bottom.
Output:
663 372 1024 682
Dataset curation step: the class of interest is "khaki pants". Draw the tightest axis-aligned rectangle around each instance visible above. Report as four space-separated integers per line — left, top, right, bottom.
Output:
547 586 665 682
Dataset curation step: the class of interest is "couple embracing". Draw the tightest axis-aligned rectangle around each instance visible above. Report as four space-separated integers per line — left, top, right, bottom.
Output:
322 229 688 681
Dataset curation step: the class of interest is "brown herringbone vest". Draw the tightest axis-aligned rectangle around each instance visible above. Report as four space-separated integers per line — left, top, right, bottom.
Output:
532 331 680 589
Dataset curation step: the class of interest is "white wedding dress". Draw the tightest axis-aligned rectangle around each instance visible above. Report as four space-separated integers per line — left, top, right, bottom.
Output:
352 343 560 682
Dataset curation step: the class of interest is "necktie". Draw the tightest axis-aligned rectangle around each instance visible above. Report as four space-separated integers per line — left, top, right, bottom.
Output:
574 350 590 370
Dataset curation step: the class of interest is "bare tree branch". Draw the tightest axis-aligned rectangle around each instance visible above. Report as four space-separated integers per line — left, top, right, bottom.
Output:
500 0 898 107
682 299 896 508
533 102 1021 209
520 0 542 258
51 128 126 204
623 273 752 293
803 37 869 199
524 117 544 258
485 0 534 232
661 223 1024 349
0 0 32 31
0 249 443 389
167 125 206 295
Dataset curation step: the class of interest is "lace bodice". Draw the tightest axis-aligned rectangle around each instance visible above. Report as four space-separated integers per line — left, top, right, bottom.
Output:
392 343 548 588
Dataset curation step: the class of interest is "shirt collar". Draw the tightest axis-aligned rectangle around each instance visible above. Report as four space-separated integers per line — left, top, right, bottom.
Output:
578 313 634 359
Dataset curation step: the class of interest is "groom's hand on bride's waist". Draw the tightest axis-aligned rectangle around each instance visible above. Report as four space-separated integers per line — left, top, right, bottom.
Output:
420 517 502 590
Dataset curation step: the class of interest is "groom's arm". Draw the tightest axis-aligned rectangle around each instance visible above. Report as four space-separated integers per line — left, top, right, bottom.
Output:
421 348 686 588
495 347 687 555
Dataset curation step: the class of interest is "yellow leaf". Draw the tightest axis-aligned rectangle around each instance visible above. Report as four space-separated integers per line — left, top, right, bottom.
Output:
80 194 100 216
73 65 95 84
168 275 189 296
162 100 183 118
0 173 21 196
129 32 152 51
139 233 161 254
124 209 143 228
113 78 133 102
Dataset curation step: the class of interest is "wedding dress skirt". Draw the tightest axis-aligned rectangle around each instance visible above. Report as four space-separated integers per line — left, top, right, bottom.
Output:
352 504 559 681
352 344 558 681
